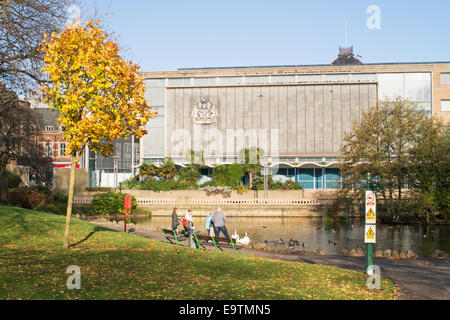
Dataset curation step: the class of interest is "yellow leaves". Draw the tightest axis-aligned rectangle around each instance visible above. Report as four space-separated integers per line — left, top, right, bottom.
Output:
40 19 156 156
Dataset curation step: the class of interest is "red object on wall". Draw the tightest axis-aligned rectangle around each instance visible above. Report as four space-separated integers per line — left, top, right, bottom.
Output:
124 195 132 210
53 164 80 168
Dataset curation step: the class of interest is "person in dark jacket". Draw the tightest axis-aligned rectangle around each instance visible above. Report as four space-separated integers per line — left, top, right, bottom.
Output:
171 207 179 233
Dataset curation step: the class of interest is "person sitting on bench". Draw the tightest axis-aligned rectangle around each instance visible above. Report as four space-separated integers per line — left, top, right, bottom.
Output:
211 207 230 239
171 207 179 233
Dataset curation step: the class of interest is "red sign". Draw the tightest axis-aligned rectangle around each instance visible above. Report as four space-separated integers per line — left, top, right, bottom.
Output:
124 195 132 211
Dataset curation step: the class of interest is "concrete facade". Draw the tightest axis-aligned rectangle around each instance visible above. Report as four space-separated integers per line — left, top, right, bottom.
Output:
165 82 377 160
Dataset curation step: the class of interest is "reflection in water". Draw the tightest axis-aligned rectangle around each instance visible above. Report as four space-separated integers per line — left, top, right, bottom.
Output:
130 215 450 258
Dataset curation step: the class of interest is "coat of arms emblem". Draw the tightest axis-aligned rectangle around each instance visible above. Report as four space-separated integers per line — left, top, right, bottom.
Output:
191 98 218 124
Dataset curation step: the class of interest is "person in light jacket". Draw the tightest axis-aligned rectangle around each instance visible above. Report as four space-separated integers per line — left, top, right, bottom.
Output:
211 207 230 239
205 212 215 237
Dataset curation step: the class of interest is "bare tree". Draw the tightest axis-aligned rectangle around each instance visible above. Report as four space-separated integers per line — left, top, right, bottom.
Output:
0 0 74 93
0 84 41 199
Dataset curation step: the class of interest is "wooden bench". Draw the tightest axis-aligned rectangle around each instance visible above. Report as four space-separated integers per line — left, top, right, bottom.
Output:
194 233 242 253
160 228 187 245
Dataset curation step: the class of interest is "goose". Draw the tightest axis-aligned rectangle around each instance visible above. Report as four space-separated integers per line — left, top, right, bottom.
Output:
238 232 250 245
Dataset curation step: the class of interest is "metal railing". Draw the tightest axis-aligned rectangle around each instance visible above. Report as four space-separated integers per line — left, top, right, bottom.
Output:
73 196 320 206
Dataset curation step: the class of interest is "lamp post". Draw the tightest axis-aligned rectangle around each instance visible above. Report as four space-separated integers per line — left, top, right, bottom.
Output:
263 163 268 199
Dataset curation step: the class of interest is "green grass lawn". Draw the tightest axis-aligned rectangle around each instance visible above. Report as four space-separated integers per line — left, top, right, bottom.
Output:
0 205 398 300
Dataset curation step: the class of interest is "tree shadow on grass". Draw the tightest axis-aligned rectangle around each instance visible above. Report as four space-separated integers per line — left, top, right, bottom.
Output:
69 225 113 248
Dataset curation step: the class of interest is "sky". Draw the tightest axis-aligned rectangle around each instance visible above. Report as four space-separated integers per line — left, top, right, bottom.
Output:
77 0 450 71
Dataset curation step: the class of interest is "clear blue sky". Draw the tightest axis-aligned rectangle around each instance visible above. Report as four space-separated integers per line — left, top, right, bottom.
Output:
79 0 450 71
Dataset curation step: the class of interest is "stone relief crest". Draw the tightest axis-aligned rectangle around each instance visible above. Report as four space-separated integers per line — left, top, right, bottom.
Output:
191 98 218 124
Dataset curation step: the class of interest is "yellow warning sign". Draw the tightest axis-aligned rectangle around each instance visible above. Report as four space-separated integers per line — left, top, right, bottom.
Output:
367 208 375 218
365 225 376 243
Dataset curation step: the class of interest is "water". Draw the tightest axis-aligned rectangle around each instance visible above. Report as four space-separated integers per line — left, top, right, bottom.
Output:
129 215 450 258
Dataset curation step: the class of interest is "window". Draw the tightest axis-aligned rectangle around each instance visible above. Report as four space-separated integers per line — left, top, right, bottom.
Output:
193 77 216 86
218 76 244 85
168 78 191 86
45 125 54 131
297 74 323 82
377 73 404 100
323 74 349 82
271 75 296 83
245 76 269 84
59 143 66 156
440 73 450 85
441 100 450 112
45 142 52 157
405 73 431 101
350 73 376 82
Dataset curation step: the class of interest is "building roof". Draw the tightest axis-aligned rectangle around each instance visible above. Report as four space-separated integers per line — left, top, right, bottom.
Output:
177 60 450 71
34 108 60 129
330 46 363 66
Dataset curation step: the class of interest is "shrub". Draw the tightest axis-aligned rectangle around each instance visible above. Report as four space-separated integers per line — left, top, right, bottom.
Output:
7 171 22 189
280 180 303 190
120 177 140 190
90 192 137 215
177 165 201 187
85 187 114 192
8 187 53 209
212 164 244 188
236 185 248 194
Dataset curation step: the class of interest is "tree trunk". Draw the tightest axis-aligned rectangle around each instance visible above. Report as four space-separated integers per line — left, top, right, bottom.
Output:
0 168 8 203
249 172 253 190
63 154 77 249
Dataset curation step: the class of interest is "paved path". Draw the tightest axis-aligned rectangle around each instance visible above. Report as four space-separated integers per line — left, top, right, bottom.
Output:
91 220 450 300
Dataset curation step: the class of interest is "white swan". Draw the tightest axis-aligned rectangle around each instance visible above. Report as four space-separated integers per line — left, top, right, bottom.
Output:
238 232 250 245
231 228 240 241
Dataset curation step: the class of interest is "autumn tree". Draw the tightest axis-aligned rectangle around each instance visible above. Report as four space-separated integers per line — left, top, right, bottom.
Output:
40 20 156 248
340 97 444 221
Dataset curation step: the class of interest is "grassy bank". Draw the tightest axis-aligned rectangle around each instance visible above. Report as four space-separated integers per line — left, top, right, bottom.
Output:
0 205 398 300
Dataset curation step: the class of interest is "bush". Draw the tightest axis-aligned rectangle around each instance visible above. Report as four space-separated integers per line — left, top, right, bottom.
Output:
177 165 201 187
7 171 22 189
199 180 217 188
236 185 248 194
91 192 137 215
212 164 244 188
280 180 303 190
120 177 140 190
8 187 53 209
85 187 114 192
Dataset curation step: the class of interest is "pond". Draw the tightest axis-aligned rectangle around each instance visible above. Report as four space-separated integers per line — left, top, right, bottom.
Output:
129 215 450 258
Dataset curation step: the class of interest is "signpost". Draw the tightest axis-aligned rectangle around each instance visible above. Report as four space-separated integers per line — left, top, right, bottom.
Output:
124 195 132 232
364 173 376 275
